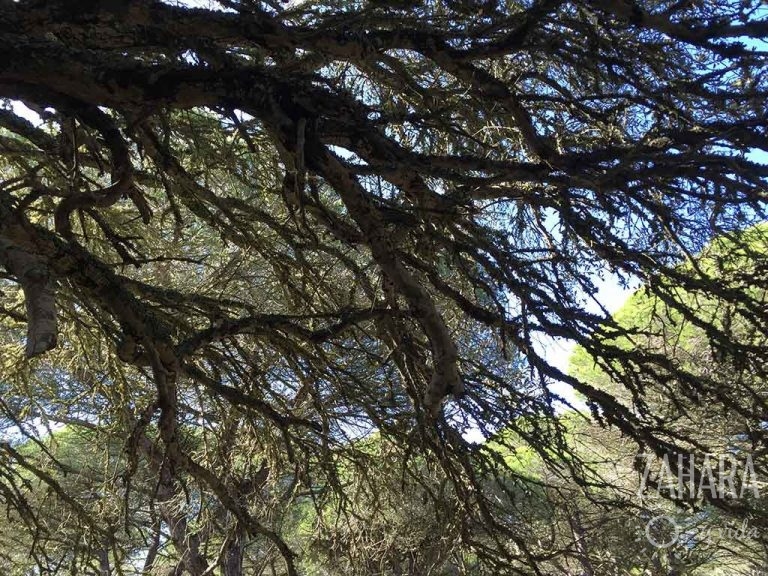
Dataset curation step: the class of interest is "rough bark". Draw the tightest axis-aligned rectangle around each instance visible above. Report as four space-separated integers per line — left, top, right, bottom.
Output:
0 239 57 358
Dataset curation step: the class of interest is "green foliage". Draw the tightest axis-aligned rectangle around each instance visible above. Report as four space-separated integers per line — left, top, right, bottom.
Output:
567 224 768 574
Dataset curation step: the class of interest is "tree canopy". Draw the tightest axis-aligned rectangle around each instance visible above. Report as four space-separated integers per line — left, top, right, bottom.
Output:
0 0 767 574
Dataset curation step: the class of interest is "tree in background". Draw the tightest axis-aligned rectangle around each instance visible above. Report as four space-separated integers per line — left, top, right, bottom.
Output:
0 0 766 573
567 224 768 575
